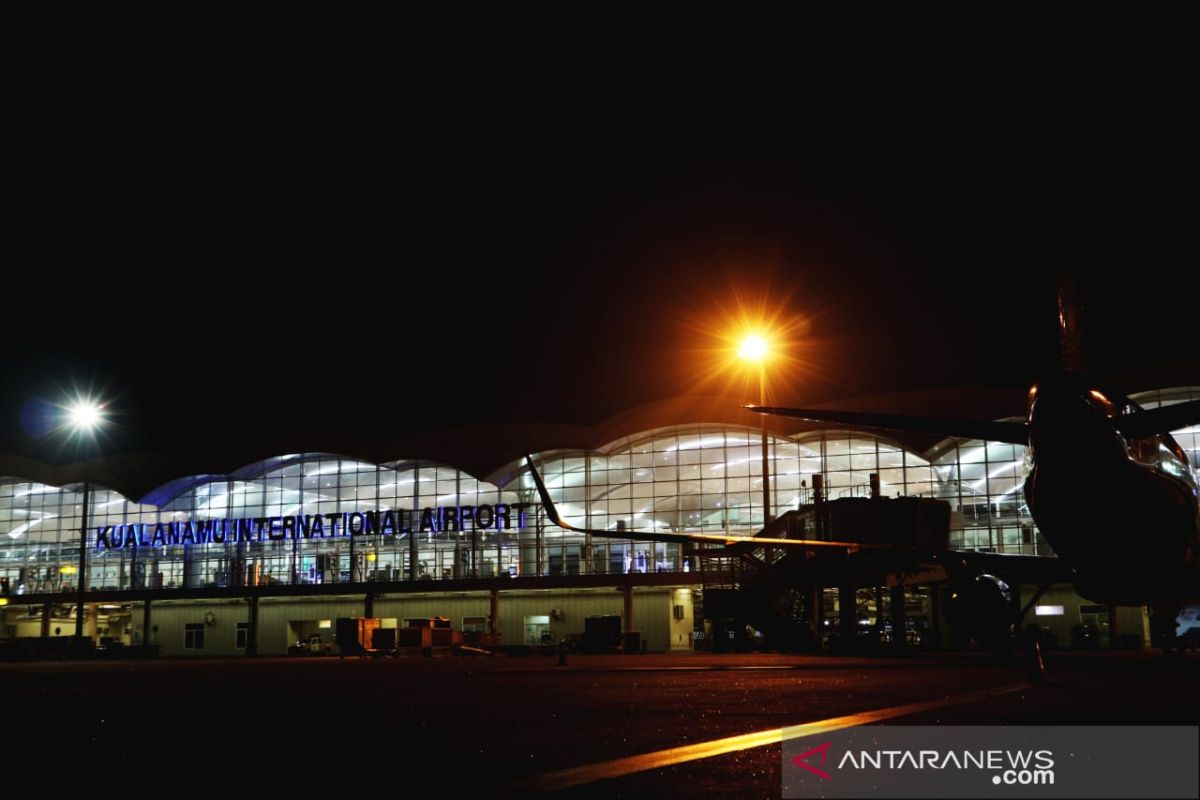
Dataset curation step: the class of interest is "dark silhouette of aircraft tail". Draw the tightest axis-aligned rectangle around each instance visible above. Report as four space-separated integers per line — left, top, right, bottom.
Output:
1056 272 1089 375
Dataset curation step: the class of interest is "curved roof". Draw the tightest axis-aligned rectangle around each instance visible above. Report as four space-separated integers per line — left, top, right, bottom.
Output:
2 384 1193 505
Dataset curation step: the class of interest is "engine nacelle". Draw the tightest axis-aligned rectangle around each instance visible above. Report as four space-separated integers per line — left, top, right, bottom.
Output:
946 573 1013 650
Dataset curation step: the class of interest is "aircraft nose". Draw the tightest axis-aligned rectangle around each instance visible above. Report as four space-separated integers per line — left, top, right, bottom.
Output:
1029 388 1119 460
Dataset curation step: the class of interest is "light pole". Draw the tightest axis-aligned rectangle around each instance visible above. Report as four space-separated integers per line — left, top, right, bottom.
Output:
739 335 772 526
65 399 104 650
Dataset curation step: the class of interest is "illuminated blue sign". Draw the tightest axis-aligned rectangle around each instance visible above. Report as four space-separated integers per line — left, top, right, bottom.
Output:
94 503 534 550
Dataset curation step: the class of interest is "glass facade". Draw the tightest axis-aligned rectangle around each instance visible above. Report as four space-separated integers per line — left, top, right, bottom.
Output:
1129 386 1200 470
2 386 1198 596
933 434 1041 555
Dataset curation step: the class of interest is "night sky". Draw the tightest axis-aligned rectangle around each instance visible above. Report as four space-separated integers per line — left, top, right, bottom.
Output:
3 107 1197 464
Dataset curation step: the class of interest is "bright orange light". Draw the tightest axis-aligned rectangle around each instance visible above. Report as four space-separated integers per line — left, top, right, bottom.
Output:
676 278 818 403
738 334 768 362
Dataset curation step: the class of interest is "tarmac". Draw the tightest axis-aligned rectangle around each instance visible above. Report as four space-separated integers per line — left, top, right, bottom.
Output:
4 649 1196 796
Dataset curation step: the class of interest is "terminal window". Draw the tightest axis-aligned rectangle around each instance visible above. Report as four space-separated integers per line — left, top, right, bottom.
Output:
185 623 205 650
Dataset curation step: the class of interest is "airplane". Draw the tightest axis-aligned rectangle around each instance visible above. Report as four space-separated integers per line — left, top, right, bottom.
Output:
743 292 1200 608
524 282 1200 648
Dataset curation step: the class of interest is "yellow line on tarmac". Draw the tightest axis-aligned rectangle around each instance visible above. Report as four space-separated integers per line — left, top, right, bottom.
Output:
517 682 1029 792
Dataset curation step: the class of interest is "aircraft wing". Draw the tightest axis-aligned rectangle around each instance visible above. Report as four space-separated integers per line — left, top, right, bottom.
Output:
1115 399 1200 440
743 405 1029 445
523 456 896 552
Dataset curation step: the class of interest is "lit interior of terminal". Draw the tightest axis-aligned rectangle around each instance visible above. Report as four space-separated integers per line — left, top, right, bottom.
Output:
2 387 1196 656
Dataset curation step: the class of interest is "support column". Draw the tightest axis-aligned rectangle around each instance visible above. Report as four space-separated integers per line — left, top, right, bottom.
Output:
759 367 771 526
409 466 420 581
83 603 98 641
890 585 907 654
408 529 418 581
246 595 259 658
874 585 886 649
142 599 152 648
471 528 479 578
812 473 827 544
807 585 823 648
365 592 374 619
623 583 634 633
74 478 90 651
838 584 856 651
40 602 52 638
1108 604 1119 649
489 588 499 635
928 586 943 650
536 524 544 576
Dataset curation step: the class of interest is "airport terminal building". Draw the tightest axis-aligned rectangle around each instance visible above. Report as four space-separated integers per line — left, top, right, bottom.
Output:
2 386 1197 656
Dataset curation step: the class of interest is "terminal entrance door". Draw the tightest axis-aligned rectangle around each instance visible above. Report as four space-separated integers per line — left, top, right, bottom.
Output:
524 615 551 645
1079 604 1111 645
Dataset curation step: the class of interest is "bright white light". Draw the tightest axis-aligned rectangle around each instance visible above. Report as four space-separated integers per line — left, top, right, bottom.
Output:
67 400 104 431
1034 605 1064 616
14 484 61 498
738 334 768 361
665 436 729 452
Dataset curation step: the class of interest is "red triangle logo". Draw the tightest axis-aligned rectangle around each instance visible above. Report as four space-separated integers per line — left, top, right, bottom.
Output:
791 741 832 780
